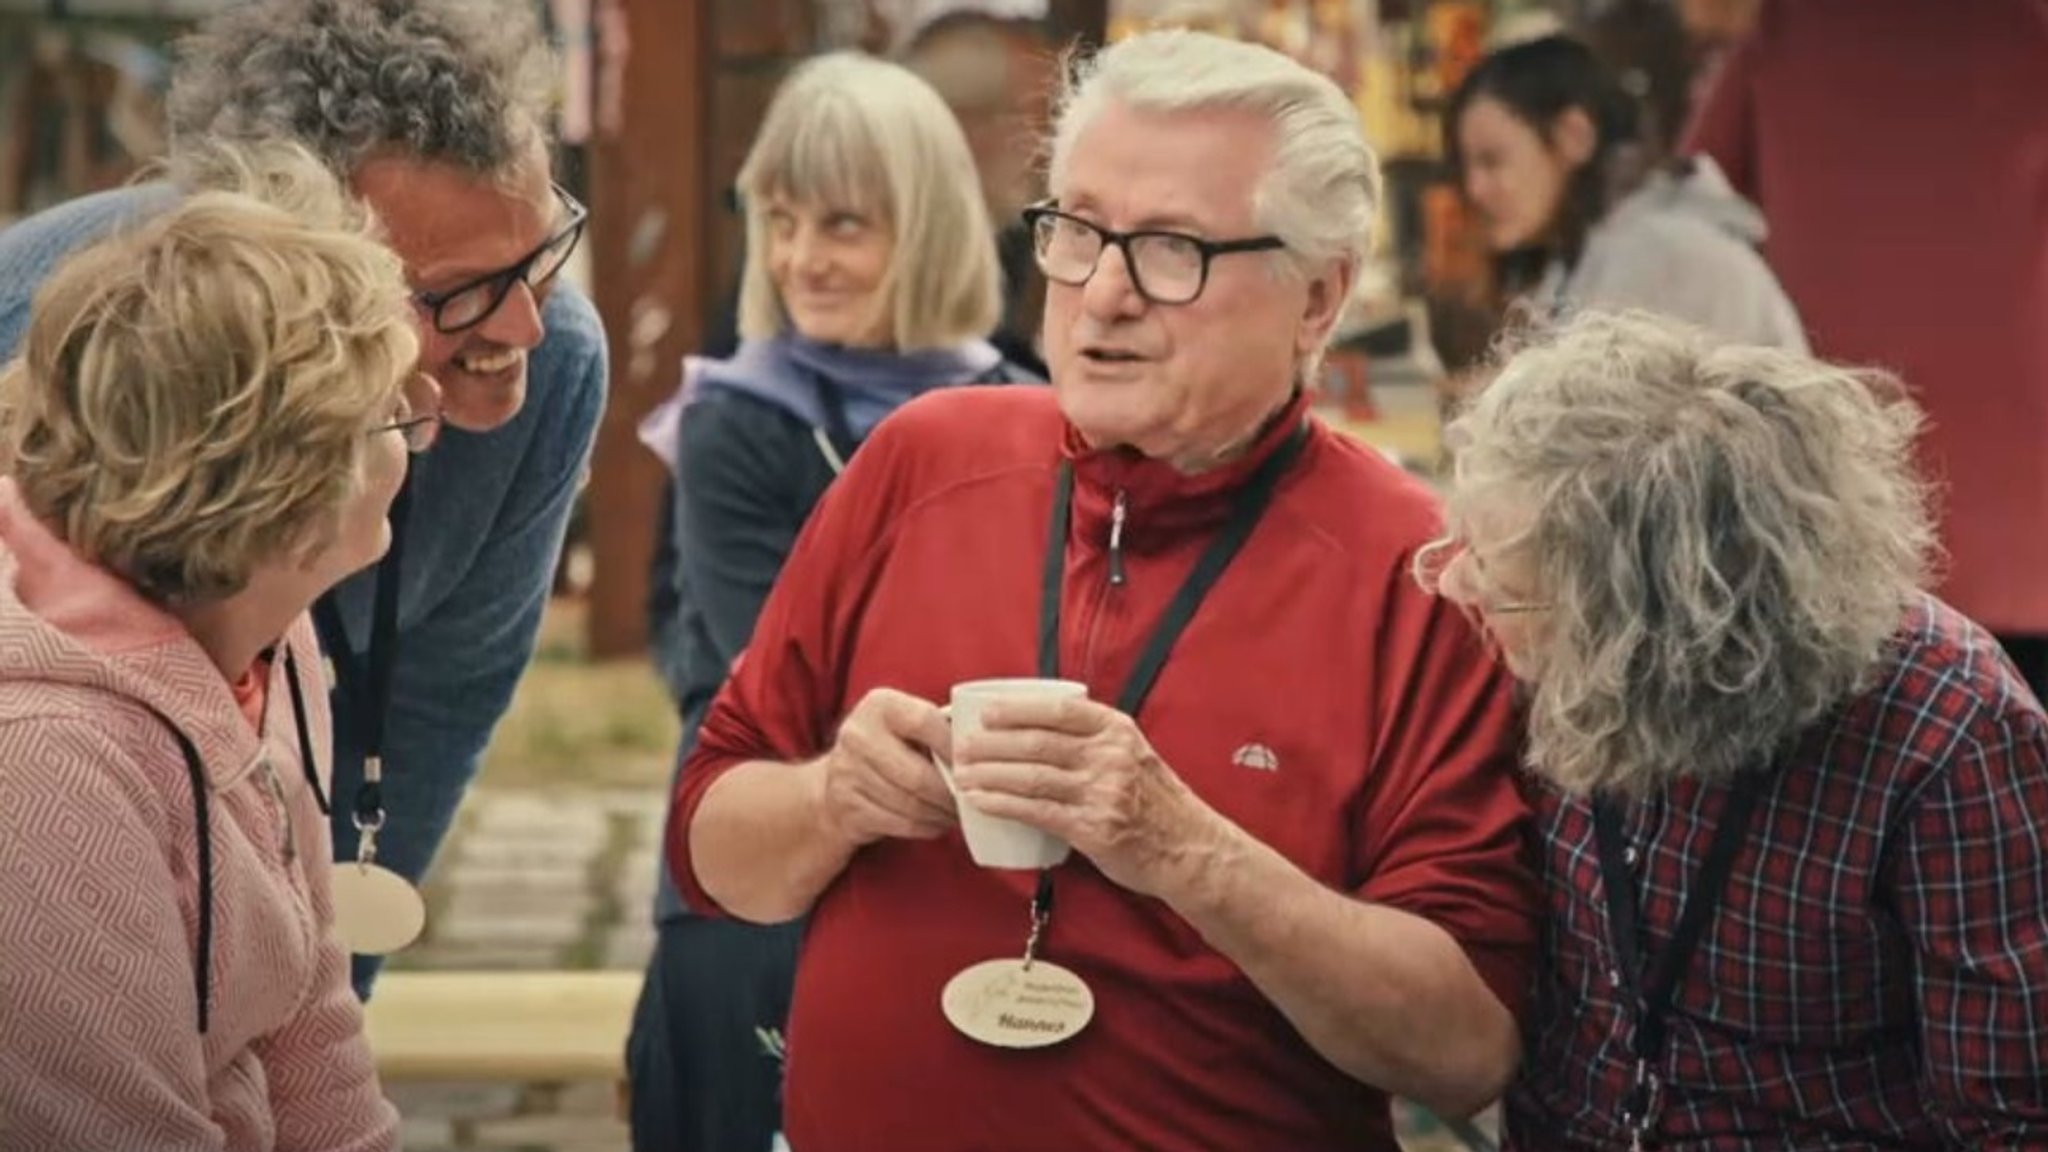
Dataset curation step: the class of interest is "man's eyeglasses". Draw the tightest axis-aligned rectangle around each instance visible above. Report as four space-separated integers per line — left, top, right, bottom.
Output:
413 182 589 334
1021 201 1285 306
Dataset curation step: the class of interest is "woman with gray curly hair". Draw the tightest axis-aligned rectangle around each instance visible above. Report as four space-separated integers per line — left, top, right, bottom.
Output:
1417 310 2048 1149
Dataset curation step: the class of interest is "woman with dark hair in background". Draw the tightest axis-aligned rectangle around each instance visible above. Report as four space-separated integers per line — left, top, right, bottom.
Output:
1448 34 1804 349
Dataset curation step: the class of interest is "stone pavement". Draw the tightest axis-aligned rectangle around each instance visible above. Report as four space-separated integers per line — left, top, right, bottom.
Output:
386 789 661 1152
389 787 1493 1152
397 788 665 978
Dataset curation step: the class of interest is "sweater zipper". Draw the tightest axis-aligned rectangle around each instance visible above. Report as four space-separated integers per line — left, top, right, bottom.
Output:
1108 490 1128 587
1078 489 1128 681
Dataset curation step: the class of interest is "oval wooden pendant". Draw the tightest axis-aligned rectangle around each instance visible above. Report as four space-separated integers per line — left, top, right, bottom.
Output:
330 862 426 955
941 958 1094 1049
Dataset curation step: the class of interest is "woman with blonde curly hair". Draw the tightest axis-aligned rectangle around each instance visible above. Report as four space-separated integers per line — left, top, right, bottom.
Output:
0 145 428 1152
1417 310 2048 1149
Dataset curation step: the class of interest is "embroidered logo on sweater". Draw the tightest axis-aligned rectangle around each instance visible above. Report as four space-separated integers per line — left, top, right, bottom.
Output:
1231 743 1280 772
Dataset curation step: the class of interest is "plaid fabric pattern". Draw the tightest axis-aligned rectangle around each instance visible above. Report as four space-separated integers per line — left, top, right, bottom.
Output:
1505 596 2048 1150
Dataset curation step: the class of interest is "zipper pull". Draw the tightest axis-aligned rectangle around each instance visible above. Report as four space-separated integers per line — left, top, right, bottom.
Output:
261 757 295 866
1108 490 1128 587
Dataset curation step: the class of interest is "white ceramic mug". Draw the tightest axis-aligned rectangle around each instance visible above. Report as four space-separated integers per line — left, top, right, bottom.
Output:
934 678 1087 869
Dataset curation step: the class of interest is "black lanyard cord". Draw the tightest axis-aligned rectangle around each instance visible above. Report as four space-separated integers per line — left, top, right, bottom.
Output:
814 374 862 468
175 723 213 1034
1592 769 1769 1145
1037 421 1310 709
311 476 411 830
283 646 327 816
1029 419 1311 930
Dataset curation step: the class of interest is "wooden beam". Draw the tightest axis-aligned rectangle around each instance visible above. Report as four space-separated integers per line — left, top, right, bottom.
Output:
1046 0 1108 45
585 0 709 658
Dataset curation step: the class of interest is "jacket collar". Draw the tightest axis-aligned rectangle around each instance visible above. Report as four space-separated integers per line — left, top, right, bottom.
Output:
1059 389 1316 557
0 479 293 791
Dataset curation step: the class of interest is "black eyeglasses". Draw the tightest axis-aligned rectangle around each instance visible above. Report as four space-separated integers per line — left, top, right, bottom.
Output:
1021 201 1286 306
413 182 589 334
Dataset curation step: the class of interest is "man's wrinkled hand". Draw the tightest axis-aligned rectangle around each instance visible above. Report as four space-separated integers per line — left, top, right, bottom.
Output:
951 695 1230 897
813 687 958 850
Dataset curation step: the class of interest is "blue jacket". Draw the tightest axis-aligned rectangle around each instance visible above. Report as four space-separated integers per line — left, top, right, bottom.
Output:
0 184 608 991
645 347 1036 923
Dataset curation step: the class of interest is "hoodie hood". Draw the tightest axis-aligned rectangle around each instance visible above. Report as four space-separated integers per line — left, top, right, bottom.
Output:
0 478 339 1038
1611 154 1768 246
0 478 316 793
1532 152 1807 352
636 333 1007 474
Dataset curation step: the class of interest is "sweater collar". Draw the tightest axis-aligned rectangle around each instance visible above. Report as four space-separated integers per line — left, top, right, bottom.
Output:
1060 389 1316 557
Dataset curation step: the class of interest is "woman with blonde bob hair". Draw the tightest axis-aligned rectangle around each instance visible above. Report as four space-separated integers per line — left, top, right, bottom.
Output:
629 50 1037 1152
1419 310 2048 1149
733 51 1005 352
0 142 428 1152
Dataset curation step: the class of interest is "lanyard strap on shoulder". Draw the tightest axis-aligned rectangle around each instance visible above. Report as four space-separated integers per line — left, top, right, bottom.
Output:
1037 420 1310 713
310 476 411 826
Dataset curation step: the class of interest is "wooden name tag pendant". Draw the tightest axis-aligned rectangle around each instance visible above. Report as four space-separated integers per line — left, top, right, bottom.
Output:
330 862 426 955
941 958 1094 1049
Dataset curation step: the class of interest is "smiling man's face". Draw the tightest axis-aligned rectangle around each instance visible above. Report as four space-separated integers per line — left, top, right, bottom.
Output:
352 146 559 433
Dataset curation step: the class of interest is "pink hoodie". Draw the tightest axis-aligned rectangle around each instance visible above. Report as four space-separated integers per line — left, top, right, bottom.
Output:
0 480 398 1152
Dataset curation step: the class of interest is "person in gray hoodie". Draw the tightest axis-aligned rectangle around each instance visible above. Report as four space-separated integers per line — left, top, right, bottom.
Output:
1448 35 1805 351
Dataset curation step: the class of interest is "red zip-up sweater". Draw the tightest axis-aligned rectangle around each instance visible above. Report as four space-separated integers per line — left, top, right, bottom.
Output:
670 387 1538 1151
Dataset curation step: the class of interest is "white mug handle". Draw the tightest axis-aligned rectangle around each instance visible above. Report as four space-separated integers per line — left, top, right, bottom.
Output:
930 704 962 801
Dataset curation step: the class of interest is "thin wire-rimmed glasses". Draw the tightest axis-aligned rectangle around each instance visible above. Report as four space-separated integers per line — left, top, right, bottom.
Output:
371 414 440 454
1412 537 1553 615
371 396 441 455
413 182 589 334
1020 201 1286 306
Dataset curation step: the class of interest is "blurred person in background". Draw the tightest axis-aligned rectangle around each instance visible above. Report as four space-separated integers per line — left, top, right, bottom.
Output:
1447 35 1803 350
898 6 1058 375
1686 0 2048 705
629 51 1038 1152
0 143 423 1152
0 0 607 996
1581 0 1697 158
1424 310 2048 1150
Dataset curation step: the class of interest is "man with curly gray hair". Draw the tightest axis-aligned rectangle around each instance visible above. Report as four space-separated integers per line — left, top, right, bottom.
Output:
0 0 607 996
1419 309 2048 1149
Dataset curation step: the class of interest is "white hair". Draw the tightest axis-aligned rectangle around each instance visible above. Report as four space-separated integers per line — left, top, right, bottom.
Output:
1048 30 1382 280
1442 310 1934 798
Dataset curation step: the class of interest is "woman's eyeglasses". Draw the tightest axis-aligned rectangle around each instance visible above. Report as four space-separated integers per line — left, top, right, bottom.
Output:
371 413 441 455
1412 537 1554 615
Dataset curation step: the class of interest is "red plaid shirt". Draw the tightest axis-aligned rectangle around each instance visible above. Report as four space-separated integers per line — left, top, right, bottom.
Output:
1506 597 2048 1150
